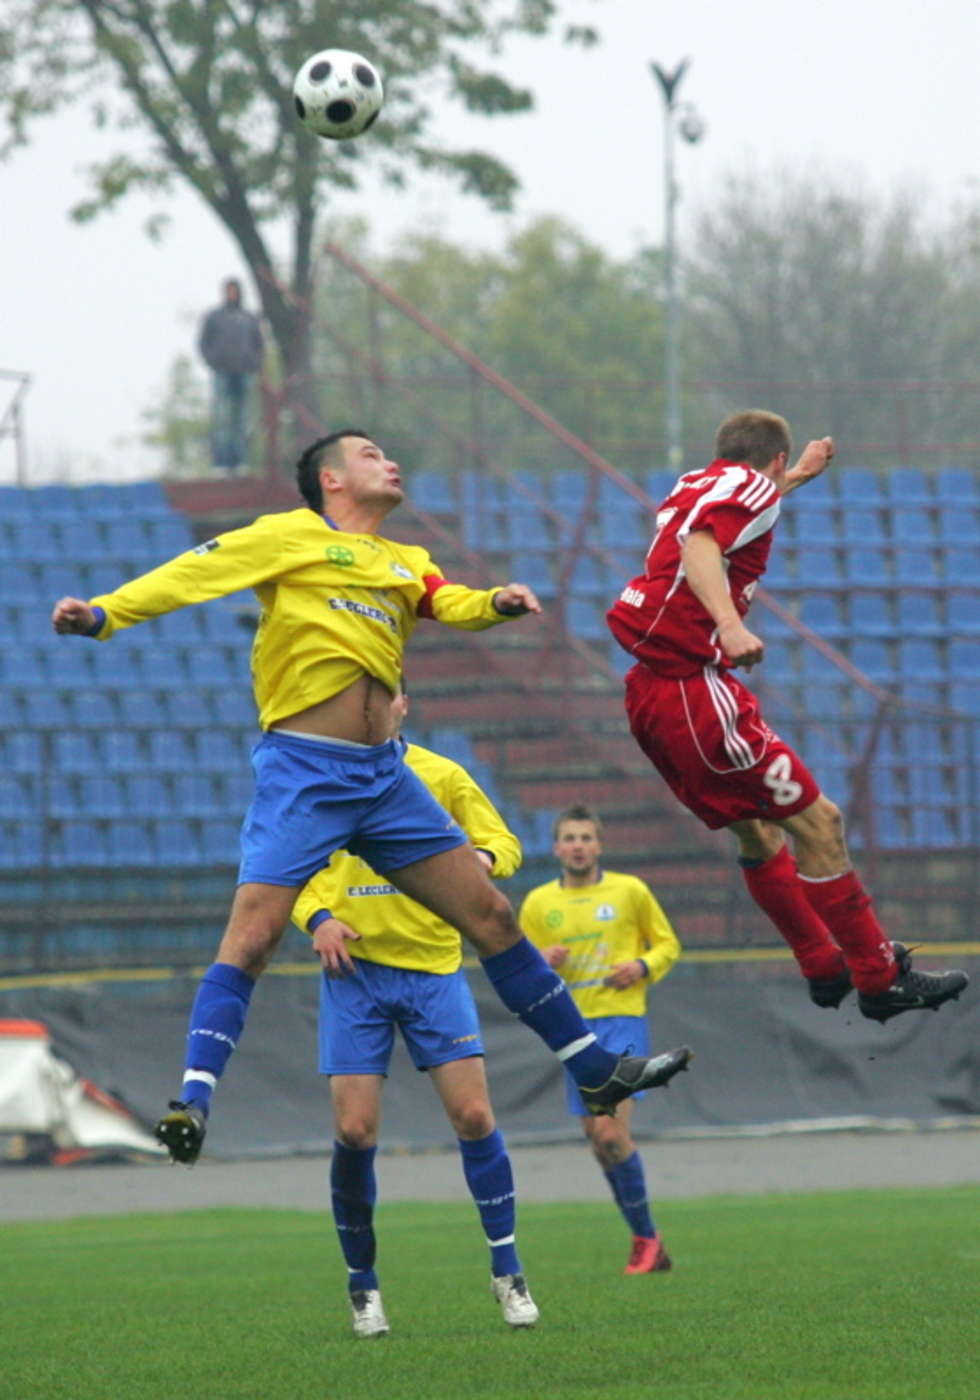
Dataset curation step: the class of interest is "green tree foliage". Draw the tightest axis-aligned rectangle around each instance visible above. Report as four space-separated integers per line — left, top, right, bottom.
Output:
684 172 980 460
307 217 667 477
0 0 597 432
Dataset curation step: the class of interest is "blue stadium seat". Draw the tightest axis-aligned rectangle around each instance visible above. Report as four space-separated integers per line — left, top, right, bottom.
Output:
0 486 34 519
799 593 846 638
107 819 154 865
0 775 38 819
114 480 170 514
173 772 221 816
646 470 675 505
427 728 475 766
187 730 243 771
896 680 945 707
9 521 60 562
139 646 188 687
162 690 215 729
146 519 193 557
19 687 71 729
57 521 109 561
0 818 43 868
221 769 254 810
3 730 42 775
844 547 889 585
939 548 980 587
212 689 257 728
504 499 552 550
760 640 797 681
508 553 558 599
2 649 49 687
762 553 794 588
57 819 109 865
935 469 980 506
890 507 937 546
103 520 151 558
554 470 589 511
151 609 206 644
148 731 195 771
843 468 883 504
911 806 961 848
599 505 649 551
77 775 126 818
32 484 84 518
937 506 980 544
801 547 843 586
792 504 839 546
886 469 934 506
407 471 453 515
566 598 606 640
72 691 120 729
850 593 896 638
0 688 25 728
81 563 128 596
0 562 39 601
116 691 163 728
126 773 172 816
946 592 980 636
893 547 939 588
901 593 943 638
950 681 980 714
200 819 240 865
803 682 849 721
153 818 202 866
101 730 145 772
949 640 980 677
897 640 945 683
569 554 606 599
850 640 896 683
841 508 886 545
185 649 238 686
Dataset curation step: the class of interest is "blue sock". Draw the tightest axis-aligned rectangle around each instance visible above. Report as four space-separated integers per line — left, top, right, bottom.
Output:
459 1129 521 1278
331 1141 379 1294
180 962 255 1115
607 1152 656 1238
480 938 616 1088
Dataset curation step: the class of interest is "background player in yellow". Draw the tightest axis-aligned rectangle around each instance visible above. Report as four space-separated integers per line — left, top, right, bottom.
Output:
520 804 682 1275
292 688 538 1337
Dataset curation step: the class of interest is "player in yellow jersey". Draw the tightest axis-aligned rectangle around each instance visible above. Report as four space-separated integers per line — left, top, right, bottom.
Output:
520 804 682 1275
51 429 693 1166
293 688 537 1337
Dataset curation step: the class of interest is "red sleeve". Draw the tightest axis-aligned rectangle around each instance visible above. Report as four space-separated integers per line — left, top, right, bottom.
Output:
416 573 450 619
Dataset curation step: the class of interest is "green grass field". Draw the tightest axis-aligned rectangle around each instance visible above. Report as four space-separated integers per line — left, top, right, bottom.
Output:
3 1188 978 1400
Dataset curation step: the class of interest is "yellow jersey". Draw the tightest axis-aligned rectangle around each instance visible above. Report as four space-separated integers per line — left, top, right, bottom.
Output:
292 741 521 974
519 870 681 1018
88 508 510 728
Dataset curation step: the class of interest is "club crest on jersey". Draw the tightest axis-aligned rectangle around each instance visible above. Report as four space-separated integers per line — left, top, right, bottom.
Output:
594 904 616 921
325 545 356 566
544 910 564 929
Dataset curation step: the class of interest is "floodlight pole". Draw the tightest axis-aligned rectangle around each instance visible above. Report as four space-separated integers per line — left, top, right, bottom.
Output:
650 59 692 476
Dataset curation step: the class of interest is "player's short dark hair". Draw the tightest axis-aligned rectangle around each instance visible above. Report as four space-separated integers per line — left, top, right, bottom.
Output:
553 803 602 840
296 428 371 510
714 410 791 469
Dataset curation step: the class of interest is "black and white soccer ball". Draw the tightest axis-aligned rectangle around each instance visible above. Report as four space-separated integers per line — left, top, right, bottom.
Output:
292 49 384 141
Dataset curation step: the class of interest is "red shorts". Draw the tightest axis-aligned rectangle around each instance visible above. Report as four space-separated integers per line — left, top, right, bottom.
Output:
624 663 820 830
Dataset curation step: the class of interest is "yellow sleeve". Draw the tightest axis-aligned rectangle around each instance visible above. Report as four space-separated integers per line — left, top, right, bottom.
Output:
291 866 340 936
636 884 682 983
88 513 291 639
444 765 522 879
421 565 514 633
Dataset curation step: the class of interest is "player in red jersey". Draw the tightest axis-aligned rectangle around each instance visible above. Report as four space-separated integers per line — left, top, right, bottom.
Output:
607 409 969 1024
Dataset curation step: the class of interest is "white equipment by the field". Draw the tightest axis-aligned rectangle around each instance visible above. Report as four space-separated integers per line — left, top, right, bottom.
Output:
0 1019 164 1164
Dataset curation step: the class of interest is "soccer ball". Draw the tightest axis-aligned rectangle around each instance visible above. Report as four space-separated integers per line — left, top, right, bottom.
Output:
292 49 384 140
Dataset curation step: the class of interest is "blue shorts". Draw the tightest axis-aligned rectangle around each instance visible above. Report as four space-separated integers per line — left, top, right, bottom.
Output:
318 960 484 1074
238 731 466 886
565 1014 651 1117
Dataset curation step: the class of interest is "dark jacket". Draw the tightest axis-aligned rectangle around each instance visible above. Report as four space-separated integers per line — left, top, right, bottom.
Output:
198 305 264 375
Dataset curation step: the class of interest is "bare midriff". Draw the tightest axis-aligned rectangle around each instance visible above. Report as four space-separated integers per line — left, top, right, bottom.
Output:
269 673 395 745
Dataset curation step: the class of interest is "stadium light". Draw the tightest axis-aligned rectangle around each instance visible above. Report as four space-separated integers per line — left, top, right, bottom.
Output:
649 60 705 475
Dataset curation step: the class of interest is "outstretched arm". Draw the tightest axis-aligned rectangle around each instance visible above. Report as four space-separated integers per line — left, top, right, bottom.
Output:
780 436 835 496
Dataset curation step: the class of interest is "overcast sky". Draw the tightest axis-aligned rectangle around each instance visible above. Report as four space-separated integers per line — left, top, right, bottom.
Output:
2 0 978 482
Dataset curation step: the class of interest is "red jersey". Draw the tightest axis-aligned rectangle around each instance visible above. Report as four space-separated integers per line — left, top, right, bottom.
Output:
606 459 781 678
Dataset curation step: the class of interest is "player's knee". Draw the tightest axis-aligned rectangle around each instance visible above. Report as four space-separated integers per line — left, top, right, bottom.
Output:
451 1100 496 1140
588 1120 629 1168
803 794 845 847
335 1118 377 1151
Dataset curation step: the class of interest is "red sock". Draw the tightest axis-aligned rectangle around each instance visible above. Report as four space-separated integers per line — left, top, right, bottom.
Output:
740 845 845 982
798 870 897 993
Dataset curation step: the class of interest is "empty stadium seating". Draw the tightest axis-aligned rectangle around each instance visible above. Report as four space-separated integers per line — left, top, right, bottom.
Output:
0 465 978 883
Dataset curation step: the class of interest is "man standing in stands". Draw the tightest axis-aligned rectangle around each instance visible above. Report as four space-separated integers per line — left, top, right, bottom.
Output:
294 685 538 1337
52 428 692 1167
198 277 264 474
520 804 681 1275
607 409 968 1023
